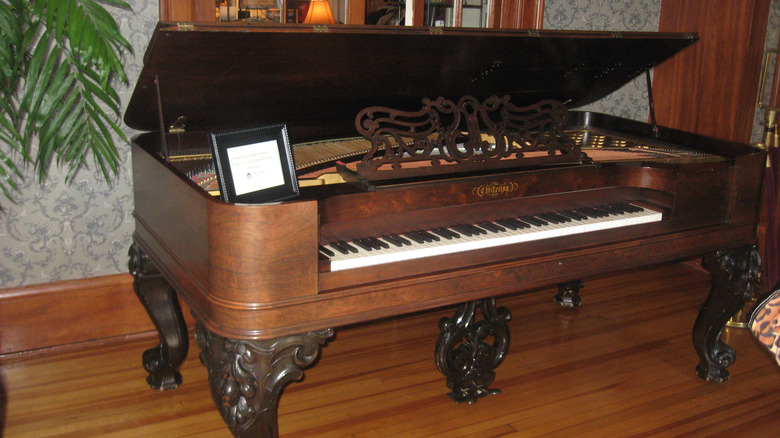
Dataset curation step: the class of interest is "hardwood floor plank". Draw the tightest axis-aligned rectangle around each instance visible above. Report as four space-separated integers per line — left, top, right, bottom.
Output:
2 264 779 437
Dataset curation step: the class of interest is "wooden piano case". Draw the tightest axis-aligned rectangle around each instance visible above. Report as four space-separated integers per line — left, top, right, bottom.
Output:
125 22 766 437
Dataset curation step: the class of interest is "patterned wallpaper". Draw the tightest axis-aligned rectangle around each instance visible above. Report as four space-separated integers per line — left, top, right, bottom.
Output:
0 0 158 287
754 0 780 144
0 0 777 288
544 0 661 120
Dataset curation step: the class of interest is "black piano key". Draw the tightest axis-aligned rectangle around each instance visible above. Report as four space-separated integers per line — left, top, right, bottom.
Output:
452 225 475 237
592 206 616 216
363 238 381 250
404 232 427 244
493 222 507 231
368 237 389 249
478 222 505 233
576 207 607 218
510 218 532 228
354 239 373 251
599 204 625 215
390 234 412 245
420 230 441 241
616 202 643 213
521 216 547 226
410 231 433 243
464 224 487 236
538 213 569 223
605 203 628 214
328 243 348 255
335 241 358 254
442 227 461 238
382 235 405 247
319 245 335 257
431 228 455 240
417 231 434 243
558 210 586 221
536 213 560 224
573 208 594 218
495 219 519 230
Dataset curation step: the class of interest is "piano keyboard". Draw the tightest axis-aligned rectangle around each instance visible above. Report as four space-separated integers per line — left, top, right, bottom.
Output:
319 203 663 272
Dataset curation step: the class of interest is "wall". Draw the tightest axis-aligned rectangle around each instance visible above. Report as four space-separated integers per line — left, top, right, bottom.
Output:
0 1 158 287
0 0 777 288
543 0 661 120
754 0 780 144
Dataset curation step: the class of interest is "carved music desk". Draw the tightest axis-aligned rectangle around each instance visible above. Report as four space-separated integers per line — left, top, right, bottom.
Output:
126 23 765 437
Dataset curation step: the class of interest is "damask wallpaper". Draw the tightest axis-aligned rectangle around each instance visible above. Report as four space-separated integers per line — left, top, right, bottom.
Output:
755 0 780 144
0 0 158 287
544 0 661 120
0 0 777 288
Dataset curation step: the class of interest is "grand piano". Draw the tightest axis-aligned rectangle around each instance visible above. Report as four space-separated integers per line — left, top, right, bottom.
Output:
125 22 765 437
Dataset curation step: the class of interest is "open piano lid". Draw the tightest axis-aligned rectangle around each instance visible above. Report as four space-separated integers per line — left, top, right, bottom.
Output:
124 22 697 143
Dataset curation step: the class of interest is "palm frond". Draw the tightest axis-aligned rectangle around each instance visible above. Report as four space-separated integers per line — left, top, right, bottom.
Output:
0 0 132 205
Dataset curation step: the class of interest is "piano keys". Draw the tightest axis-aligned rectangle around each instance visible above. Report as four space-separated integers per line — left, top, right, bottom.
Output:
320 202 663 271
125 23 765 438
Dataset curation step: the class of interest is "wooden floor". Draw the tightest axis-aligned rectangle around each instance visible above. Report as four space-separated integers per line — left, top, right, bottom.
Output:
2 263 780 437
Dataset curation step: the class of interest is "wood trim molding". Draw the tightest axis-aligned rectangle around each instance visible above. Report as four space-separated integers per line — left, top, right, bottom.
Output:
0 274 193 357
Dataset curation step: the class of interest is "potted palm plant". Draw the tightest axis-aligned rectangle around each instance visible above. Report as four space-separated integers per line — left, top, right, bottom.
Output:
0 0 131 205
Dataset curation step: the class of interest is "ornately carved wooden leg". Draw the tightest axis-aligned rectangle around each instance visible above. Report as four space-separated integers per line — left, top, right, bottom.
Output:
695 245 761 382
128 242 189 390
435 298 511 404
194 322 333 438
555 280 583 307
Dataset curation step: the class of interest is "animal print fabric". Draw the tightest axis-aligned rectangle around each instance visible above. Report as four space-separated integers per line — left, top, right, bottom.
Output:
750 284 780 367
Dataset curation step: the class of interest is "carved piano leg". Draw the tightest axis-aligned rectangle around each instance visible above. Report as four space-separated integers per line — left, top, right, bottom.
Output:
435 298 511 404
194 323 333 438
128 242 189 390
555 280 583 307
694 245 761 382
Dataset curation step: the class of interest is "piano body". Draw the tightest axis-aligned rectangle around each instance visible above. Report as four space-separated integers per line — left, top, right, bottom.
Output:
126 23 765 438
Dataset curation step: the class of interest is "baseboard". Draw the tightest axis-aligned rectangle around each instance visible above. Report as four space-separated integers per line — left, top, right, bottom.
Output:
0 274 193 357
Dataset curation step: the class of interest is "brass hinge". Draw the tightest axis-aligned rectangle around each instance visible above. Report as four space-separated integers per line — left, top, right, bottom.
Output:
177 22 195 31
527 29 541 37
313 24 329 33
430 27 444 35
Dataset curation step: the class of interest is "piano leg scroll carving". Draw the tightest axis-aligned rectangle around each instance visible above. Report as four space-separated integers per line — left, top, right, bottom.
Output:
435 298 512 404
194 323 333 438
555 280 583 307
694 245 761 382
128 242 189 391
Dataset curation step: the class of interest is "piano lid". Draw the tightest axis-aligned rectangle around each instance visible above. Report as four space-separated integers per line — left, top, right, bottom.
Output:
124 22 697 142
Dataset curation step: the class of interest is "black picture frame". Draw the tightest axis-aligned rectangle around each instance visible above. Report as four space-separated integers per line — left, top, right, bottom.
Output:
209 124 299 203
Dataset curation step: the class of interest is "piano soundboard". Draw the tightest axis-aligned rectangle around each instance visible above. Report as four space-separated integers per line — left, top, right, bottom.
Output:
178 127 722 194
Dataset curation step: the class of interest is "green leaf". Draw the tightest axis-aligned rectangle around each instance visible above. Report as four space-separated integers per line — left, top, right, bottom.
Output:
0 0 133 205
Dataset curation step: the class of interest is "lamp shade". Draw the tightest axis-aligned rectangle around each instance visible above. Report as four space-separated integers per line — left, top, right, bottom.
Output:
303 0 336 24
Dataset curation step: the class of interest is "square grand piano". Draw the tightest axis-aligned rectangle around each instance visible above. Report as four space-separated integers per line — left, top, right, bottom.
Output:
125 23 766 437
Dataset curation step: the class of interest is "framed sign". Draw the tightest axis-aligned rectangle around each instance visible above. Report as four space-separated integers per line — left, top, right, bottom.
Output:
209 124 299 203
